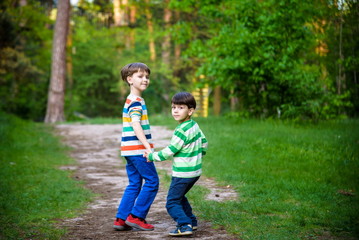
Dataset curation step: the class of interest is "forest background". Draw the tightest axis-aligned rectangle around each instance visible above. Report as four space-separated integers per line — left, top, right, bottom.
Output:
1 1 359 239
1 0 358 122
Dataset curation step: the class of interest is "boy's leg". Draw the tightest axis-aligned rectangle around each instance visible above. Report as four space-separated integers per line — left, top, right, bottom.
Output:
166 176 199 227
116 157 142 220
181 196 197 227
129 156 159 219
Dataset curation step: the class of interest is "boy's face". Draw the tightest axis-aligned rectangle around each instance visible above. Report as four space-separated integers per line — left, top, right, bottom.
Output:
171 104 194 123
127 70 150 94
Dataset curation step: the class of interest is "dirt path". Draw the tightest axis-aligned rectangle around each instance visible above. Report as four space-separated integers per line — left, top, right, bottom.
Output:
55 124 238 240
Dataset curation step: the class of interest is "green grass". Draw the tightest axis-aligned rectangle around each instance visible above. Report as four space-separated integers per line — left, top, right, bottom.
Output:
187 117 359 240
82 115 359 239
0 112 93 239
1 113 358 239
65 116 122 124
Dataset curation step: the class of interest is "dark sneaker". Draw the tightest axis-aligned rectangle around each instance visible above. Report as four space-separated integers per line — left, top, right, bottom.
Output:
169 224 193 236
125 215 154 231
192 220 198 231
113 218 132 231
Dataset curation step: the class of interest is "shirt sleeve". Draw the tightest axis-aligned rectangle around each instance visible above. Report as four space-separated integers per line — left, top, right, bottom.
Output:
128 101 142 122
149 128 186 162
201 130 208 156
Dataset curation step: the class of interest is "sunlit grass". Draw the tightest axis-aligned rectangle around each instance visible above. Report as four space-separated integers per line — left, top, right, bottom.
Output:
64 116 122 124
3 113 357 239
188 117 359 239
0 112 93 239
79 116 359 238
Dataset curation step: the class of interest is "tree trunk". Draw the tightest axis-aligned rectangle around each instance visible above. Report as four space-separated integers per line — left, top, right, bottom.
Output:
45 0 70 123
337 12 344 95
127 5 136 48
19 0 27 7
66 20 73 103
113 0 128 27
162 0 172 65
130 5 136 25
230 88 238 112
145 0 156 61
213 86 221 116
173 11 181 71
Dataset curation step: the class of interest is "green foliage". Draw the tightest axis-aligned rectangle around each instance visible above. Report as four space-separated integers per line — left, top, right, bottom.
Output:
0 112 93 239
70 16 122 118
0 1 52 120
189 117 359 239
324 0 359 116
70 2 177 118
68 0 358 119
169 0 356 119
1 0 358 121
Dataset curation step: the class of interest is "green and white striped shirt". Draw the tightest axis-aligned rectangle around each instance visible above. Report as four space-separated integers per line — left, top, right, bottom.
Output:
148 119 208 178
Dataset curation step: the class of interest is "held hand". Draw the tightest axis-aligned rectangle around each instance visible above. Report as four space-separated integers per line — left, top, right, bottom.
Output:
143 150 151 162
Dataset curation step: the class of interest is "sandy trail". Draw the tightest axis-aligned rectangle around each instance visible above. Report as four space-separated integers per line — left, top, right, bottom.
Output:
55 124 238 240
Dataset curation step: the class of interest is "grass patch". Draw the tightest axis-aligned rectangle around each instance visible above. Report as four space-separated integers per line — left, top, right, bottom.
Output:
187 117 359 239
0 112 93 239
151 114 177 128
60 115 359 239
65 116 122 124
7 113 357 239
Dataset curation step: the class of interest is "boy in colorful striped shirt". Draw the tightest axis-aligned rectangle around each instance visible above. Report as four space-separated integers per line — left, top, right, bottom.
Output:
144 92 208 237
113 63 159 231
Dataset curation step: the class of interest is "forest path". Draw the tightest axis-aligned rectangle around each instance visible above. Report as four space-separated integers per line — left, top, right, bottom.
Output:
55 124 238 240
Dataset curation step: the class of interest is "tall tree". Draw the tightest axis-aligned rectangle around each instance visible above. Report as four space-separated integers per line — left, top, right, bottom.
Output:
213 86 221 116
145 0 156 61
173 11 182 75
113 0 128 27
127 4 137 48
45 0 70 123
162 0 172 66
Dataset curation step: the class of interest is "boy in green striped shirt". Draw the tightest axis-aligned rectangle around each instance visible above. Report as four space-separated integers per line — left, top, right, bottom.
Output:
144 92 208 237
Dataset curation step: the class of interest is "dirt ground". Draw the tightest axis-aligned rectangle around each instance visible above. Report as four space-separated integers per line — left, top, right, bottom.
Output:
55 124 238 240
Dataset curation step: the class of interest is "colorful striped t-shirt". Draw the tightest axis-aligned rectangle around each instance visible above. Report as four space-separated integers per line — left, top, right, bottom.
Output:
121 94 154 156
148 119 208 178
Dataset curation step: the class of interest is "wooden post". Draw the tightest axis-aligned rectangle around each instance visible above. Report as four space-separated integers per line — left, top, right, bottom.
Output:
213 86 221 116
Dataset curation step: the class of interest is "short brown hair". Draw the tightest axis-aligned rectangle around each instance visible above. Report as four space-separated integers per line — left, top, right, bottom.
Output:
121 62 151 84
171 92 196 109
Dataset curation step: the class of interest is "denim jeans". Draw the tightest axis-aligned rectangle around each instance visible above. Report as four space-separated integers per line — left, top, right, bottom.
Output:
116 156 159 220
166 176 200 227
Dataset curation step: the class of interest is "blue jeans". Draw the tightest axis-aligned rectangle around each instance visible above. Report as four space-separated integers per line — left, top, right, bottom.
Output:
166 176 200 227
116 156 159 220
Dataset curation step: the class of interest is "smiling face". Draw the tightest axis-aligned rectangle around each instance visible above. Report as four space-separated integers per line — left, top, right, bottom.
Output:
127 70 150 96
171 104 194 123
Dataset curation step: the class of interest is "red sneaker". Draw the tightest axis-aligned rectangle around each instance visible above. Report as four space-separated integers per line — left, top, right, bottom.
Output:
125 215 154 231
113 218 132 231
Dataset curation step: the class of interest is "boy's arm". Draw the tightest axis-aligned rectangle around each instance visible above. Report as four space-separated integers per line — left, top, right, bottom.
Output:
132 121 152 151
201 131 208 156
148 129 184 162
